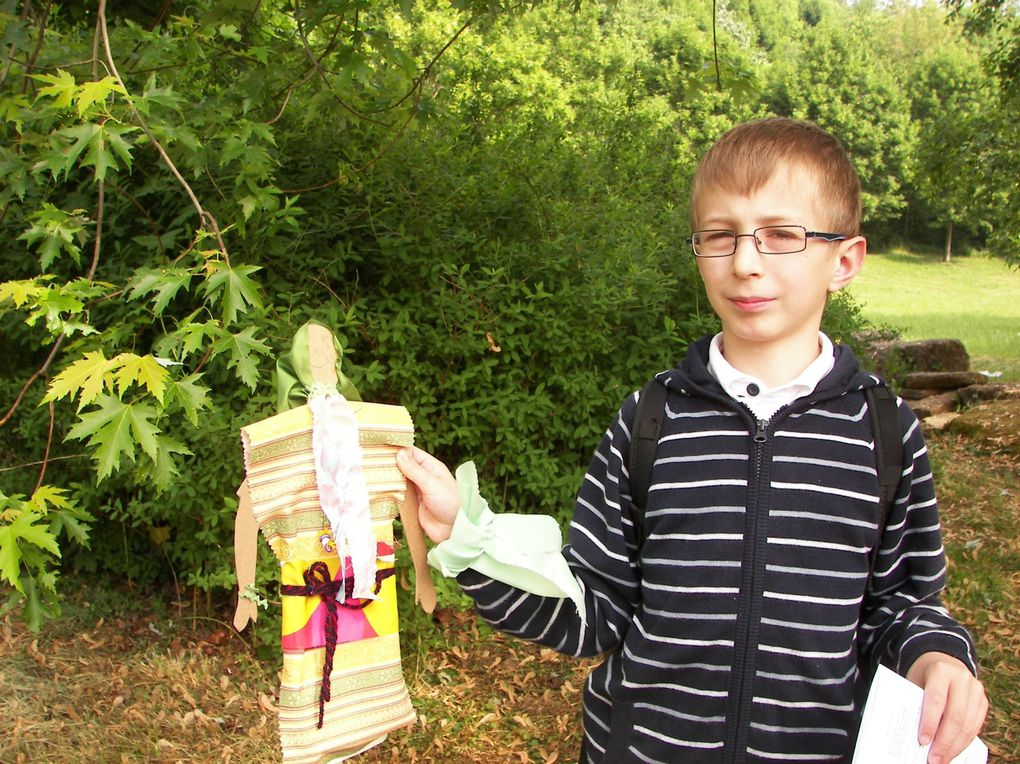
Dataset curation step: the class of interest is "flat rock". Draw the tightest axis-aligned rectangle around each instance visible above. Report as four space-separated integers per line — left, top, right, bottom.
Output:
905 391 959 419
899 388 942 400
957 384 1020 406
923 412 962 430
866 338 970 376
903 371 987 390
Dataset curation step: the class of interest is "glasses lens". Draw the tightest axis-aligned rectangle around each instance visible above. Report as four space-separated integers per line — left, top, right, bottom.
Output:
693 230 737 257
756 226 806 254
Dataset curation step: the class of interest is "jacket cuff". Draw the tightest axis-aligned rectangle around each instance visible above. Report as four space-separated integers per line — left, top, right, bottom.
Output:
427 461 585 619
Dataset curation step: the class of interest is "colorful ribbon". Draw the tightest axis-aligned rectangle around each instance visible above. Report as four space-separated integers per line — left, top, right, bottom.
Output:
280 561 396 728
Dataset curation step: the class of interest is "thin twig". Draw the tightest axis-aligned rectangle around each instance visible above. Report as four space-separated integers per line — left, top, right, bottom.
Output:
173 615 255 651
0 453 85 473
88 178 104 280
108 181 166 257
292 0 385 125
97 0 231 263
34 399 55 492
0 337 65 429
16 1 51 96
265 86 293 125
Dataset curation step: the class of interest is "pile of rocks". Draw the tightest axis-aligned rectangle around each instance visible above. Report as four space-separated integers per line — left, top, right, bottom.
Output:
865 338 1020 425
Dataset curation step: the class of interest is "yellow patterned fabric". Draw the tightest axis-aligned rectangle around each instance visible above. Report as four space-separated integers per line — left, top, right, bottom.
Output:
240 402 416 764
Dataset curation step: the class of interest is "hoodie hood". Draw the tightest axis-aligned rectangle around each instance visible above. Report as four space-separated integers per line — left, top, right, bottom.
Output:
657 334 883 406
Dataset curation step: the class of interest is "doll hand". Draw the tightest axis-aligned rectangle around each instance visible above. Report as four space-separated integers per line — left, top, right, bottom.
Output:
396 446 461 544
906 652 988 764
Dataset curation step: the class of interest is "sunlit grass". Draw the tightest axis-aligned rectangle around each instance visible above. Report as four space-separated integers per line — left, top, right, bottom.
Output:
850 248 1020 381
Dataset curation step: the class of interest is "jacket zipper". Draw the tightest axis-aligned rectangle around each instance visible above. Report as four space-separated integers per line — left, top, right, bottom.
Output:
725 415 771 763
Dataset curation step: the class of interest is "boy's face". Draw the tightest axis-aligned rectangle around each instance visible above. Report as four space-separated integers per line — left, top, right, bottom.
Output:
693 166 865 363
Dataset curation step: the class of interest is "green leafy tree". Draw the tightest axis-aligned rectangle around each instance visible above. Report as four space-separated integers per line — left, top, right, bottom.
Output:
764 7 917 230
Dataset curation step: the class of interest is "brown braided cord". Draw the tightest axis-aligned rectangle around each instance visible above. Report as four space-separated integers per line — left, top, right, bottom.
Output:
280 561 395 728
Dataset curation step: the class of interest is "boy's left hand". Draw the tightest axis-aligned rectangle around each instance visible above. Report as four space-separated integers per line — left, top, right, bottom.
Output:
906 652 988 764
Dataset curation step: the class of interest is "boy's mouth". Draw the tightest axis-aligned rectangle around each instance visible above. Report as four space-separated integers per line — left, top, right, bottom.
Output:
730 296 773 311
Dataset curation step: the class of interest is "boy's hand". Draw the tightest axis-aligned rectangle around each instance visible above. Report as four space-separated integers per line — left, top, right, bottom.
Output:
396 446 460 544
906 652 988 764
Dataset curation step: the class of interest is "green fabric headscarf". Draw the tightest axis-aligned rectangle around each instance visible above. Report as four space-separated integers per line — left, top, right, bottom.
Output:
275 321 362 412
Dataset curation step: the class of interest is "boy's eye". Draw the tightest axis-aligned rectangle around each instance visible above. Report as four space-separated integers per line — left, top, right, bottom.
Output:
703 231 735 243
760 226 800 240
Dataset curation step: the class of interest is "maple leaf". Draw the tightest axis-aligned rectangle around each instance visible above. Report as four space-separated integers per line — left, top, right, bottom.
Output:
43 350 117 411
66 396 161 481
212 326 271 391
111 353 169 404
128 266 194 315
0 510 61 594
164 373 211 427
27 486 94 547
171 312 223 354
31 69 76 109
0 278 47 308
53 123 100 180
147 435 193 491
74 76 127 117
202 261 264 326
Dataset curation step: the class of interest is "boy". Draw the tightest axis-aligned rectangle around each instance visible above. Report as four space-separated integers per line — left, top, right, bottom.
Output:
397 117 987 763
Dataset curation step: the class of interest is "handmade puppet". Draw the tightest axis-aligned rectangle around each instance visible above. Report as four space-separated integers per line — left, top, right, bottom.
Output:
233 322 435 764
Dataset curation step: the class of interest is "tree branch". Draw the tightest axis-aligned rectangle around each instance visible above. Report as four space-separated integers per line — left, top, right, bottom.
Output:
35 399 55 492
97 0 231 263
0 336 65 429
292 0 387 126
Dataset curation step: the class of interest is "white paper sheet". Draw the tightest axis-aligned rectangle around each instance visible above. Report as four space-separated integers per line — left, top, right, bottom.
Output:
852 665 987 764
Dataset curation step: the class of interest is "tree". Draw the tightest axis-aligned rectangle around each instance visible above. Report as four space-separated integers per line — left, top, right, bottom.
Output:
0 0 527 627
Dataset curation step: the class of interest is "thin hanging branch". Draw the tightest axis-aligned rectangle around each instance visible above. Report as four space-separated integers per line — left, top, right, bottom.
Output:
0 338 65 428
97 0 230 262
34 399 56 491
279 16 475 195
712 0 722 92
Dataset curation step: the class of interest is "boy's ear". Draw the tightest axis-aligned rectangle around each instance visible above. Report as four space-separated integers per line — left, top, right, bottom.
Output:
828 236 867 292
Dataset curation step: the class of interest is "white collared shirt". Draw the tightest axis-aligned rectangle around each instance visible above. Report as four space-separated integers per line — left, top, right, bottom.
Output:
707 332 835 421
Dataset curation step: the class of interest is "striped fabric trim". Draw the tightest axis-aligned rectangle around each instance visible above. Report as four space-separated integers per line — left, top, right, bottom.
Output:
240 401 417 763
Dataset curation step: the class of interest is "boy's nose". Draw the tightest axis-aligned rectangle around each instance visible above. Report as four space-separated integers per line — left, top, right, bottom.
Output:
731 235 764 277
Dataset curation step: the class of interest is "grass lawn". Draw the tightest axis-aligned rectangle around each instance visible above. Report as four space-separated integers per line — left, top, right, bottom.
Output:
1 403 1018 762
850 248 1020 381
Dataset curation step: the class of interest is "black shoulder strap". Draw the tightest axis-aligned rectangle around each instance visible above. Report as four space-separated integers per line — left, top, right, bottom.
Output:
864 384 902 582
628 377 668 539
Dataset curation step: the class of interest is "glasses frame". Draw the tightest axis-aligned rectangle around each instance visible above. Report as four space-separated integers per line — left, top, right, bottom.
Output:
689 225 848 258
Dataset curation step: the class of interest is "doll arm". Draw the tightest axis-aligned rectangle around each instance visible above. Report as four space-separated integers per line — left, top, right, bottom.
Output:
232 479 260 631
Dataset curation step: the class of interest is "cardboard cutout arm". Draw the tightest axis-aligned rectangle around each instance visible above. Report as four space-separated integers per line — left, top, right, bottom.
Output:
233 479 260 631
399 488 437 614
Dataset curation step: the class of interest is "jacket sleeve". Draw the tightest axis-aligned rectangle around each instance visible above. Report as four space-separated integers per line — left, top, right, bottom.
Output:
858 399 979 677
456 392 644 658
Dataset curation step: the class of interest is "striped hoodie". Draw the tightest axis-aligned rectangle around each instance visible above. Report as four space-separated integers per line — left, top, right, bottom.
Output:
456 336 977 763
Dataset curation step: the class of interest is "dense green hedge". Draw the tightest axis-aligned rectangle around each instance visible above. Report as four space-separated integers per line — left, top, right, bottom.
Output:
0 0 1011 630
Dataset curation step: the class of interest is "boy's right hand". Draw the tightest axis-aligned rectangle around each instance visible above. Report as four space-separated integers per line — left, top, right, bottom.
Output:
396 446 461 544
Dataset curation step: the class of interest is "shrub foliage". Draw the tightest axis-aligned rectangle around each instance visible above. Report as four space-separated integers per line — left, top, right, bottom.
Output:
0 0 1012 628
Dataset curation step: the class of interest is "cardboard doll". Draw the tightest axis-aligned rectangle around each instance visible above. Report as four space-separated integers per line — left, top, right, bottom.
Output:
233 322 434 763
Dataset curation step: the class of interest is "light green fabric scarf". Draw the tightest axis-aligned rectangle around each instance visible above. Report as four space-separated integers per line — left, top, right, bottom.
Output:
275 321 361 411
428 462 586 620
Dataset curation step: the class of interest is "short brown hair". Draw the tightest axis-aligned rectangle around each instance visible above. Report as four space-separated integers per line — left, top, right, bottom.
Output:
690 117 862 236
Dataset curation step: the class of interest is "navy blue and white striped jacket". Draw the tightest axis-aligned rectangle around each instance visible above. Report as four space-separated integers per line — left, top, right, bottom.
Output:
456 336 977 763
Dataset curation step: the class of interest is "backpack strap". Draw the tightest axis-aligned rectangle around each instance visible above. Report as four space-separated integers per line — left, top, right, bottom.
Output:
864 384 902 586
627 377 668 542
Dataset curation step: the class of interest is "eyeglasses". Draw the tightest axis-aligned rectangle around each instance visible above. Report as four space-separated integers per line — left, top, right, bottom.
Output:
690 225 847 258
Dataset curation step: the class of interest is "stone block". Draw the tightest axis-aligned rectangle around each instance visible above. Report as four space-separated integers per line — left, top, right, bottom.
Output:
905 391 959 420
957 384 1020 406
903 371 987 390
867 339 970 377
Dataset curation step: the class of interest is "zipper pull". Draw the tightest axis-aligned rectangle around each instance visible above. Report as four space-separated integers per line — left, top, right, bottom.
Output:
754 419 768 443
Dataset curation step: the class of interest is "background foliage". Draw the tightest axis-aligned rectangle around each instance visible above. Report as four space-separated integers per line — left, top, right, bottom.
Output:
0 0 1016 629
